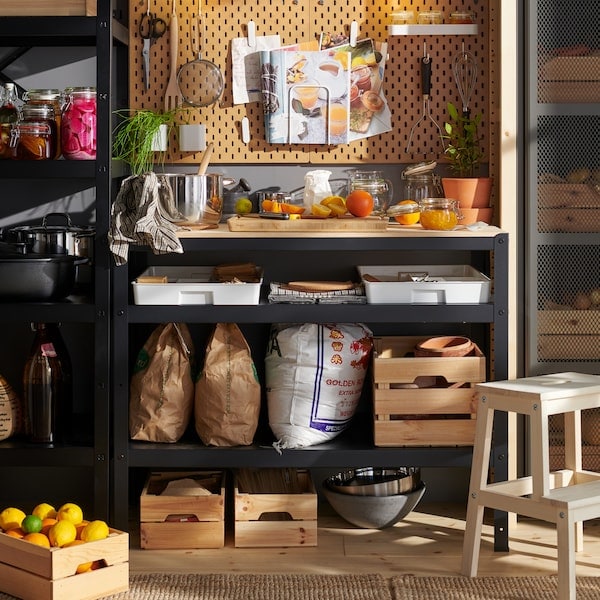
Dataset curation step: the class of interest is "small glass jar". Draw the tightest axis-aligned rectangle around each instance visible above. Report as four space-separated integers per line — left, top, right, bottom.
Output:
401 162 443 203
349 170 393 216
419 198 461 230
20 104 58 159
449 11 474 24
22 89 63 158
389 10 416 25
417 10 443 24
61 86 97 160
10 121 53 160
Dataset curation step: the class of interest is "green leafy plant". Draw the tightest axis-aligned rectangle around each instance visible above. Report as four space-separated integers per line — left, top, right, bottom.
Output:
443 102 484 178
112 109 177 176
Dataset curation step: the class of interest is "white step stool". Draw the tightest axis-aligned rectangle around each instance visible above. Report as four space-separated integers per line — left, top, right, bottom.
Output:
462 372 600 600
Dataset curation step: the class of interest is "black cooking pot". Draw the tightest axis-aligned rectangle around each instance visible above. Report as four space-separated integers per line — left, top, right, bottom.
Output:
9 212 95 262
0 242 83 301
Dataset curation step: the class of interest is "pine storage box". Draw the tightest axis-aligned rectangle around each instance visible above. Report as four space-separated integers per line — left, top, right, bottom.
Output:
132 266 263 305
0 527 128 600
372 336 486 447
0 0 96 15
140 471 225 549
358 265 491 304
234 469 317 548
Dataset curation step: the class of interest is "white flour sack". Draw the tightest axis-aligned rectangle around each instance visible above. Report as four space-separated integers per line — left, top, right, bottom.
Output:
265 323 373 449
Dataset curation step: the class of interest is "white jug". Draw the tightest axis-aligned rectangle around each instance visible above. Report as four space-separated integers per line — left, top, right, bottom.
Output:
303 169 332 212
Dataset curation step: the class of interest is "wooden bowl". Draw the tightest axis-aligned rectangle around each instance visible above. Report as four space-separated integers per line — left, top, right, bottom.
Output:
414 336 474 357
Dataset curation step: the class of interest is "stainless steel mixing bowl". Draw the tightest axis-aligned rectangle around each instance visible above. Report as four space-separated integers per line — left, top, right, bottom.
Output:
325 467 421 496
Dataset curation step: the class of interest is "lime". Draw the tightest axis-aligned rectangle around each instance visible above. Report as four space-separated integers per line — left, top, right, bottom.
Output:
21 514 43 534
234 197 253 215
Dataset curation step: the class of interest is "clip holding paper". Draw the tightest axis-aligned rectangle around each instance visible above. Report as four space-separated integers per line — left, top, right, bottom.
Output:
247 20 256 47
350 20 358 47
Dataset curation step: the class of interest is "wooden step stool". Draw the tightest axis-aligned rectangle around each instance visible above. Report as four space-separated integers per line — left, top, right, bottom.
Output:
462 372 600 600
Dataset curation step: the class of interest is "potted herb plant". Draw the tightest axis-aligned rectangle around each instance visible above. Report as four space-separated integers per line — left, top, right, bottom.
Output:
441 101 492 211
112 108 177 176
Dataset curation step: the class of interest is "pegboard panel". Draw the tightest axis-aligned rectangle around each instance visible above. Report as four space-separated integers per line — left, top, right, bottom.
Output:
128 0 493 166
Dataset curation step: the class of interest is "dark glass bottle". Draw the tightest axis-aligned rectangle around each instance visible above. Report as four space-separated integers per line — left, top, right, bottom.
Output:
22 323 73 443
0 83 19 160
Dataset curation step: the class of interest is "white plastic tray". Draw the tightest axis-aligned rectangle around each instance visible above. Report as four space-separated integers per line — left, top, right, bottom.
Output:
358 265 491 304
132 266 263 305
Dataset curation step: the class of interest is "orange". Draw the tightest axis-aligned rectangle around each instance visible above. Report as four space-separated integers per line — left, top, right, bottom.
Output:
5 527 25 539
41 518 58 536
393 200 421 225
23 532 51 548
280 202 305 214
75 520 89 540
345 190 374 217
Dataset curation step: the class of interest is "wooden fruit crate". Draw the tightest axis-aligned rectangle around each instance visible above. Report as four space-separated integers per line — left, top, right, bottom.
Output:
0 528 128 600
234 469 317 548
0 0 95 15
140 471 225 549
372 336 486 447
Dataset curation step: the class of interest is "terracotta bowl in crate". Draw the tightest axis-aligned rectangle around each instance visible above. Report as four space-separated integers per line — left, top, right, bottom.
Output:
414 335 474 358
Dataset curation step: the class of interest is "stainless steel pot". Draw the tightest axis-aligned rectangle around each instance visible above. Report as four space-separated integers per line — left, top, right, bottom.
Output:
159 173 231 226
10 212 95 262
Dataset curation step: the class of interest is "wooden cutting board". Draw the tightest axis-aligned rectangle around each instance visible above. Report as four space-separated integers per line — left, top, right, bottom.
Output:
227 215 388 232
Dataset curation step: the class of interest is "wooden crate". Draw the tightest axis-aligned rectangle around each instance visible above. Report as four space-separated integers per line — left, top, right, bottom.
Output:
234 469 317 548
372 336 486 447
140 471 225 549
0 528 128 600
0 0 95 16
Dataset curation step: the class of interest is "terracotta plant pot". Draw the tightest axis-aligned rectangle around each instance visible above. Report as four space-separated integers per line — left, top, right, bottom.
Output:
460 207 494 226
442 177 492 208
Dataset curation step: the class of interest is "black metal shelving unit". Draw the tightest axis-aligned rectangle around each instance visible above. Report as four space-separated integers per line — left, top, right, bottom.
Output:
0 0 128 520
111 228 509 549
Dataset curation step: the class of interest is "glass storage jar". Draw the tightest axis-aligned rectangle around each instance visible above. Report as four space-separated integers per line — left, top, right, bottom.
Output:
61 86 97 160
401 161 443 202
10 121 53 160
389 10 416 25
348 170 393 216
22 89 63 158
417 10 443 24
20 104 58 159
419 198 461 230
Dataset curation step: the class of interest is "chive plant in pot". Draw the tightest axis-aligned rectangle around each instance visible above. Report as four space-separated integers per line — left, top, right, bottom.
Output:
441 102 493 222
112 108 177 175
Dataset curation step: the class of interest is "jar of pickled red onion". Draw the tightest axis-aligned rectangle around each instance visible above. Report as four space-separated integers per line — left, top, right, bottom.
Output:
61 86 96 160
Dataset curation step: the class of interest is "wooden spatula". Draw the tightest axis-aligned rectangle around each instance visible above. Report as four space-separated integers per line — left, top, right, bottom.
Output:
164 2 182 111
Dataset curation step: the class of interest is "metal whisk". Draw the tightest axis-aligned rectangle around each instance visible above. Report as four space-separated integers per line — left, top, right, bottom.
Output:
452 43 478 118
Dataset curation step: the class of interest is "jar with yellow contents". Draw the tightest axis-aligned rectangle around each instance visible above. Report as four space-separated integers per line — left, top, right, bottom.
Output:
419 198 462 230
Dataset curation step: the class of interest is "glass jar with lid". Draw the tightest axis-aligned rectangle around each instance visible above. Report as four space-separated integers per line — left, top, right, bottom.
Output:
419 198 461 230
389 10 416 25
61 86 96 160
417 10 443 24
22 89 63 158
10 121 53 160
20 104 58 159
401 161 443 202
348 170 393 216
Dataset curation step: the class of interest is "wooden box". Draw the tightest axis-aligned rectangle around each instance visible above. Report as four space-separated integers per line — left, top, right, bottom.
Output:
538 310 600 361
0 528 128 600
140 471 225 549
372 336 486 447
0 0 96 16
234 469 317 548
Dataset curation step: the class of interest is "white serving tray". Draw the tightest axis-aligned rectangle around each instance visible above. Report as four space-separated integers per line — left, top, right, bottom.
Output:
358 265 490 304
132 266 263 305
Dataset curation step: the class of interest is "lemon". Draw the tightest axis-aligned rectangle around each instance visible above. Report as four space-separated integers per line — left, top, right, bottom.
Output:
234 197 253 215
57 502 84 525
80 520 109 542
351 56 367 68
32 503 56 521
320 195 346 208
21 514 43 534
311 203 331 218
0 507 26 531
49 520 77 547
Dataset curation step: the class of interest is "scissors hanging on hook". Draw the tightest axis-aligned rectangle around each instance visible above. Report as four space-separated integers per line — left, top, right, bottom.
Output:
139 0 167 90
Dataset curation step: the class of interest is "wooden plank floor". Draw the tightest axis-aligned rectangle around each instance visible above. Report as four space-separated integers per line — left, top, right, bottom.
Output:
128 502 600 577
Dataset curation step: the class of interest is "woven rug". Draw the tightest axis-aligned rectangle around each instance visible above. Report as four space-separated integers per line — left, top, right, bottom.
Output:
100 573 393 600
391 575 600 599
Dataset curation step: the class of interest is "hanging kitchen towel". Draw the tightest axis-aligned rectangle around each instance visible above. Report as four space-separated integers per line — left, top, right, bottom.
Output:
108 172 184 266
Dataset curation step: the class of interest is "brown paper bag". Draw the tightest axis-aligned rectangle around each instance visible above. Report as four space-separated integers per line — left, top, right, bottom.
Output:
195 323 261 446
129 323 194 443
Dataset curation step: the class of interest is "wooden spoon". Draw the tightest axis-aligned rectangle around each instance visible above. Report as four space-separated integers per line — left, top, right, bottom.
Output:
197 142 213 175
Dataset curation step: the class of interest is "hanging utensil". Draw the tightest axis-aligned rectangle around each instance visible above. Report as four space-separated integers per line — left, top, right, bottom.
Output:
164 0 182 111
176 0 224 107
405 44 445 156
452 43 478 118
